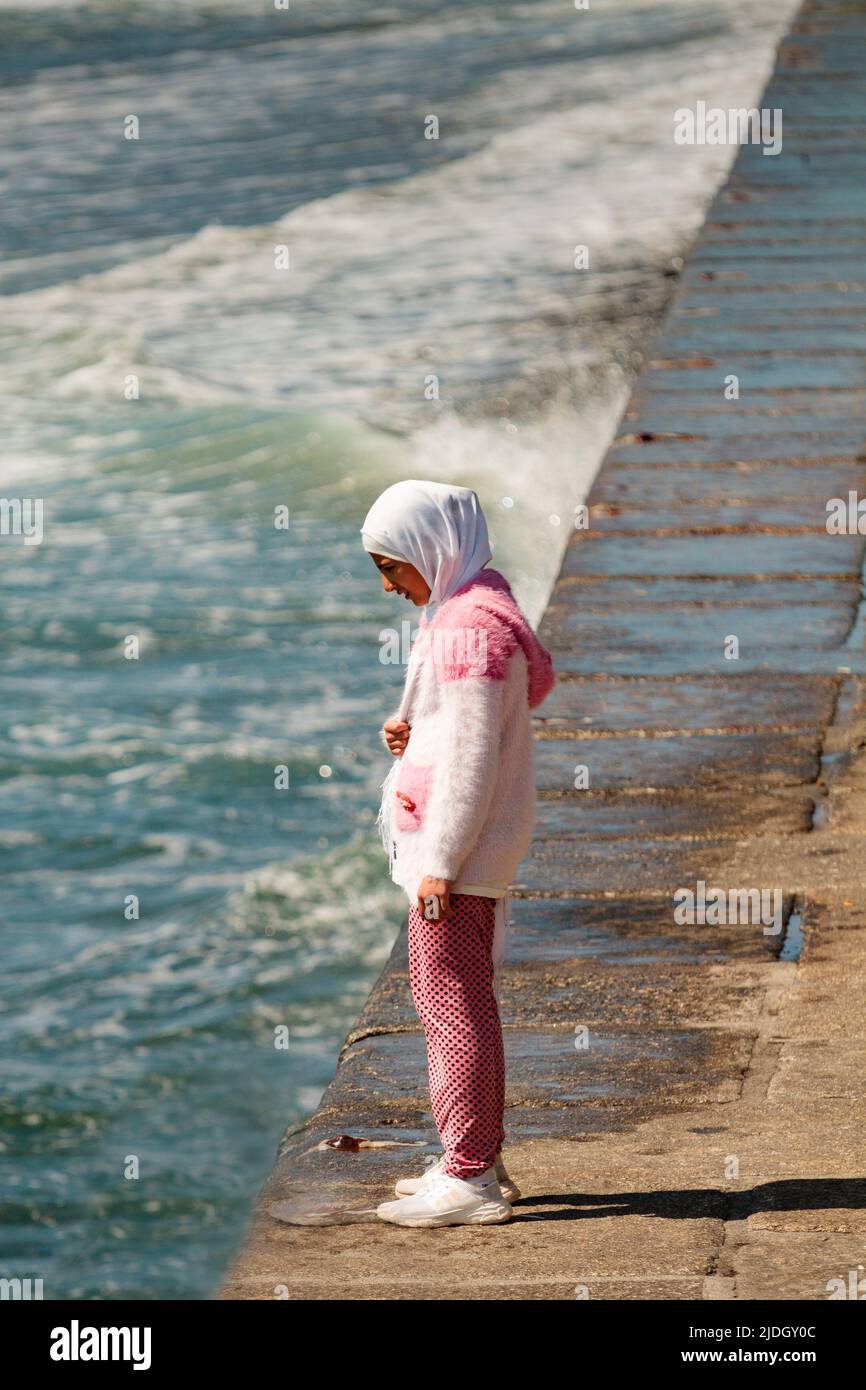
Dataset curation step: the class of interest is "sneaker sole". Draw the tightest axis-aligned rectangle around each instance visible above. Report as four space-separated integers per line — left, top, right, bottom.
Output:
379 1201 512 1228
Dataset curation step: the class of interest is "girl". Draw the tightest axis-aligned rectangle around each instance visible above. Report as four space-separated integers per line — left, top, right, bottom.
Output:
360 479 556 1228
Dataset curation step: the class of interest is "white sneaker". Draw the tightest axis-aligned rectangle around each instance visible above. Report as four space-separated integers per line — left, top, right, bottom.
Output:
378 1166 512 1227
395 1151 521 1202
394 1152 448 1195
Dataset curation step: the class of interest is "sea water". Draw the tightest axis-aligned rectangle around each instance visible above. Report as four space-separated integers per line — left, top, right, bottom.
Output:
0 0 799 1298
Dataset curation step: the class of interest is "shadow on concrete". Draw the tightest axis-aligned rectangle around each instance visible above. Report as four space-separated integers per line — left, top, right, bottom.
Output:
512 1177 866 1221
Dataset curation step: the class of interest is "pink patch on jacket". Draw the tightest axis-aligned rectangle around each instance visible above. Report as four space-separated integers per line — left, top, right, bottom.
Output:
428 568 556 708
394 758 435 831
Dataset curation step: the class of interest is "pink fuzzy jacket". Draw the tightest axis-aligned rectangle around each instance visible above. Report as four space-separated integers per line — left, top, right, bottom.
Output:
379 567 556 904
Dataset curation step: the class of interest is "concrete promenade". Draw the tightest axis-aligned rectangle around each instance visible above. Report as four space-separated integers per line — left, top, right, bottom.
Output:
220 0 866 1299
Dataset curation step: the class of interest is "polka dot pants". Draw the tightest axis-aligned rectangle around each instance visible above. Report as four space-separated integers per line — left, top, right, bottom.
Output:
407 893 505 1180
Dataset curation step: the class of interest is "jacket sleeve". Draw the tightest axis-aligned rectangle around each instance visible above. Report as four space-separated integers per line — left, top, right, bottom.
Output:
420 654 509 883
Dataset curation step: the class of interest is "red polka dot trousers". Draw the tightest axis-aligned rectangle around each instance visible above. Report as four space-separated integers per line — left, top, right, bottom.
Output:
407 892 506 1179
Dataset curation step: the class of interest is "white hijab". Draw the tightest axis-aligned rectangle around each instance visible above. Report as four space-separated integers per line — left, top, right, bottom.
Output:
360 479 492 616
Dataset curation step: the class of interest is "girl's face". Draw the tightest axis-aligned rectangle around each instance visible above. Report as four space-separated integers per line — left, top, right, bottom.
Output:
369 553 431 605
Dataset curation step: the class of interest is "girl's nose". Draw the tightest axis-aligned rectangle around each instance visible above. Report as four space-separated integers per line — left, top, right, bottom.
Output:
381 574 396 592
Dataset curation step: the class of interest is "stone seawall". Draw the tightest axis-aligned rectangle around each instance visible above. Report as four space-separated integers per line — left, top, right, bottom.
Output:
220 0 866 1299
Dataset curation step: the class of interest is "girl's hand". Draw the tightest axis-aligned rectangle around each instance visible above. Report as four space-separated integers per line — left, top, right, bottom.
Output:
383 718 410 756
417 877 452 921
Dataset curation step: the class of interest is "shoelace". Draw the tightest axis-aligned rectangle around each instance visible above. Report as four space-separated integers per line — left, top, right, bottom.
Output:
427 1170 493 1194
420 1157 446 1183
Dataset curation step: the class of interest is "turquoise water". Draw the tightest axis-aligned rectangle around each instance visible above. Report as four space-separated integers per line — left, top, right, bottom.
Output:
0 0 799 1298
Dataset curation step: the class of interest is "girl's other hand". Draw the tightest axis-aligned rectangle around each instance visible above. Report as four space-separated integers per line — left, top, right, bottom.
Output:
417 877 451 921
383 718 410 756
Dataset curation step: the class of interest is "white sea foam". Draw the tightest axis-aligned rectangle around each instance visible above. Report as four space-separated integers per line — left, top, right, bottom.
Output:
2 0 799 432
1 0 799 619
